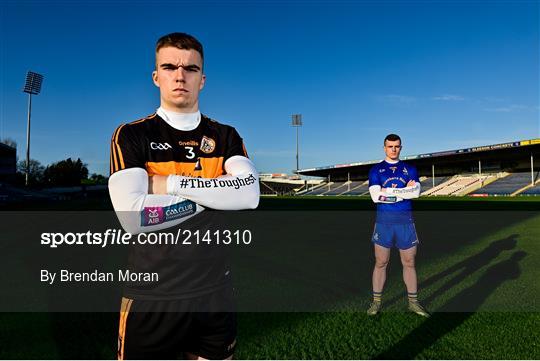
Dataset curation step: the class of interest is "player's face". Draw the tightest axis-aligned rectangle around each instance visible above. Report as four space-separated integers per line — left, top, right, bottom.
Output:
384 140 402 161
152 46 206 113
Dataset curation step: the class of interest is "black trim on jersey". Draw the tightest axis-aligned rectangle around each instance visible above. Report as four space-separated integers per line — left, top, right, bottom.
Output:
110 114 247 176
109 113 247 300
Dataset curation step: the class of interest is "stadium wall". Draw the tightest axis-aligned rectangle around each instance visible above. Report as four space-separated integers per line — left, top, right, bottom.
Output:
298 139 540 182
0 143 16 182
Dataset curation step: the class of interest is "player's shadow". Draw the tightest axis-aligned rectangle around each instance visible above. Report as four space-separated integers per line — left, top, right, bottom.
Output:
375 250 527 359
383 234 518 309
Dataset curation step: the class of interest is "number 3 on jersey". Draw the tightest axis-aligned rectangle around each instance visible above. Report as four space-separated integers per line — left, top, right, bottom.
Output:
184 146 195 159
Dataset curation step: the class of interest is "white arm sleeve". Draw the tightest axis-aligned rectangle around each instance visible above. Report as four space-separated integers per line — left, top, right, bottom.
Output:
384 183 421 199
369 185 403 204
108 167 204 234
166 155 260 210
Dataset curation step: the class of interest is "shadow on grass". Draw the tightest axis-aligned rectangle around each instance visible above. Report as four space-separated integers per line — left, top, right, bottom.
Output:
383 234 519 309
375 250 527 359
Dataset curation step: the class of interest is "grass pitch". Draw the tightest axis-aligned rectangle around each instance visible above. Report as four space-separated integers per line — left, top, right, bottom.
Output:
0 196 539 359
234 196 540 358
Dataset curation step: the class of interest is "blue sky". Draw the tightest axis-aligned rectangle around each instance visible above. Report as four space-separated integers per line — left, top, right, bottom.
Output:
1 0 538 175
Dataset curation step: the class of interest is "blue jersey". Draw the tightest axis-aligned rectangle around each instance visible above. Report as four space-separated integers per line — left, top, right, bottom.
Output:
368 160 419 224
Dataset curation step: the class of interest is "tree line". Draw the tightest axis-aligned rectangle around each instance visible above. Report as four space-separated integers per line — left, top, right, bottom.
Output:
17 157 107 187
4 136 107 187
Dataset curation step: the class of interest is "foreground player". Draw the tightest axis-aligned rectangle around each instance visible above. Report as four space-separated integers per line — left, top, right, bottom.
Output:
109 32 259 359
367 134 429 317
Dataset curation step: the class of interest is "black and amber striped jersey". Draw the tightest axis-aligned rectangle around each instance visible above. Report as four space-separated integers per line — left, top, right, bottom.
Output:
110 113 248 178
109 112 249 300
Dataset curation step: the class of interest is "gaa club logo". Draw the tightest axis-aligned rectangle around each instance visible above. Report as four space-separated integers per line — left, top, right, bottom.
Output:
200 136 216 154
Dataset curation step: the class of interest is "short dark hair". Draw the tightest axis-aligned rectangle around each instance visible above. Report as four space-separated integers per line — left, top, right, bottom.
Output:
384 133 401 144
155 32 204 62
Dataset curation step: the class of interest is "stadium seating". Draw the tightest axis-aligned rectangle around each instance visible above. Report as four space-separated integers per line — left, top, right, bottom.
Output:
474 172 537 195
519 172 540 195
301 181 364 195
304 182 335 195
522 184 540 195
260 181 279 195
341 181 370 195
420 176 451 192
423 175 492 196
321 181 349 195
297 172 539 197
309 182 335 196
422 176 457 196
260 179 313 196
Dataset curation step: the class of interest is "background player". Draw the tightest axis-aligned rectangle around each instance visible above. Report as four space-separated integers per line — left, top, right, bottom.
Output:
367 134 429 317
109 32 259 359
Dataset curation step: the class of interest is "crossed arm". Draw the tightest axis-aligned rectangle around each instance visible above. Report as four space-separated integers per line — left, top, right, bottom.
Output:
109 156 260 234
149 155 260 210
369 180 420 203
383 180 421 199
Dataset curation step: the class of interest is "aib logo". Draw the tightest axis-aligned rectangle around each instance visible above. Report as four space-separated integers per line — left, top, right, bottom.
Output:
144 207 163 225
148 209 160 224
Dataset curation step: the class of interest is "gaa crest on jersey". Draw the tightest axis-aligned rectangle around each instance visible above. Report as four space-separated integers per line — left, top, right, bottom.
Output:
200 136 216 154
150 142 172 151
389 166 397 173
